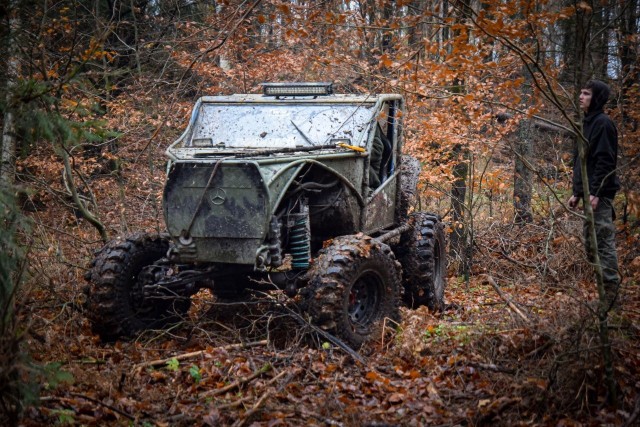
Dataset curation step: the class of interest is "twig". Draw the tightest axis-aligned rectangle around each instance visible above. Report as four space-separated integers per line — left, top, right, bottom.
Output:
480 274 531 324
232 389 272 427
466 362 515 374
203 364 272 398
266 298 366 364
216 394 253 410
132 340 268 373
296 408 345 427
216 368 292 410
40 393 136 421
524 336 555 358
381 316 401 349
69 392 135 420
624 393 640 427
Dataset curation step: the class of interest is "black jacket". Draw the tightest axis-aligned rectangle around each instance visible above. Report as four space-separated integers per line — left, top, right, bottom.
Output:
572 84 620 199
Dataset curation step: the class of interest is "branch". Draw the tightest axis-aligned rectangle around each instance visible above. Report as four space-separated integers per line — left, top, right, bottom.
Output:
40 393 135 421
58 144 108 242
624 393 640 427
495 112 574 137
466 361 516 374
184 0 263 75
216 368 293 410
231 389 272 427
453 0 585 138
134 0 263 163
263 295 366 364
132 340 268 373
480 274 531 324
202 363 272 398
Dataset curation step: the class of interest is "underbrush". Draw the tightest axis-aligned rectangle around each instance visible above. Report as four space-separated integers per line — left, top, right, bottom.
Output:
10 133 640 425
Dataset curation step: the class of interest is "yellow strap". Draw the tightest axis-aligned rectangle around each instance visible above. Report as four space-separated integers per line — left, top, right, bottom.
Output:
337 142 366 153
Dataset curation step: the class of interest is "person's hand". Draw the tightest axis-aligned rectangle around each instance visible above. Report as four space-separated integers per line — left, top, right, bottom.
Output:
568 195 580 209
589 195 599 210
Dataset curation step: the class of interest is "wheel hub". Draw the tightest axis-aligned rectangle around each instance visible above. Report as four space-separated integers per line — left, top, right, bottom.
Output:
348 272 382 326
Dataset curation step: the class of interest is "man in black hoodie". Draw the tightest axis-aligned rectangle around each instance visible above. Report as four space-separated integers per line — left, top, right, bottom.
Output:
568 79 621 308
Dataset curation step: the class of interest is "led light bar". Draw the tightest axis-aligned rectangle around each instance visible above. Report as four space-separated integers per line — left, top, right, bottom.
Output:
262 82 334 97
191 138 213 147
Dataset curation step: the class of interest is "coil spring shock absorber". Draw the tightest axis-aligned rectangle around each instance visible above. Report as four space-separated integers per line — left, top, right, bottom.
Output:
288 202 310 269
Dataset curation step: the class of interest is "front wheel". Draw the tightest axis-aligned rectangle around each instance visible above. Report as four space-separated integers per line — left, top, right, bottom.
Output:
84 233 191 341
300 235 402 349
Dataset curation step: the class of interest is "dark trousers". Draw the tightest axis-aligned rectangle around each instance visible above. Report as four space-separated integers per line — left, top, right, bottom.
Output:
583 197 620 306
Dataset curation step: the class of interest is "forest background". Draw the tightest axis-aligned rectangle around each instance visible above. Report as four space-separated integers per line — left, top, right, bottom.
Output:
1 0 639 425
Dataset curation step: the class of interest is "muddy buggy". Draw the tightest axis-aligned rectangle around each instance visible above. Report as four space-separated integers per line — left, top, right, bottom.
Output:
84 82 447 348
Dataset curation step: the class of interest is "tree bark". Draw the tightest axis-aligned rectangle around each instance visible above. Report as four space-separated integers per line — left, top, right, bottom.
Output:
1 10 19 186
577 129 617 407
617 0 639 131
448 1 473 280
513 122 534 224
449 148 470 279
572 0 618 407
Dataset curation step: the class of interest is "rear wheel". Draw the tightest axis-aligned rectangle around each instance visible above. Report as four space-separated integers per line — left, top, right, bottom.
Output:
301 235 402 349
84 233 191 341
396 212 447 311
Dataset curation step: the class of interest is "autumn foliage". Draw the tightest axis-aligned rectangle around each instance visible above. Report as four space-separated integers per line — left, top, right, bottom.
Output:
1 0 639 425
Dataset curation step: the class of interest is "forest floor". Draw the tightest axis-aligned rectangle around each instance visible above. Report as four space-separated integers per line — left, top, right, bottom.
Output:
17 221 640 426
13 135 640 426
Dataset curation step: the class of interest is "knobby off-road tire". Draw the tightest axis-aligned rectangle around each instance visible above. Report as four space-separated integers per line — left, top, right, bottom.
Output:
84 233 191 341
396 212 446 311
301 235 402 349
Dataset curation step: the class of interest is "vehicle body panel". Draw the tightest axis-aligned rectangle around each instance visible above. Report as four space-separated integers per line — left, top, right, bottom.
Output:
163 93 404 267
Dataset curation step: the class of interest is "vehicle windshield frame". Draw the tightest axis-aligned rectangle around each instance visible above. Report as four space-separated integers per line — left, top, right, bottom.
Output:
185 102 377 149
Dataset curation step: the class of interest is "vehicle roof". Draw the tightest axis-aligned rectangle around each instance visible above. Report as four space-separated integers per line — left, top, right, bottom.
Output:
197 93 403 104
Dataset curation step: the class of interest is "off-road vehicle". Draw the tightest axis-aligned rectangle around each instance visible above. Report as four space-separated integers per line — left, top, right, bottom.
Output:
84 82 446 348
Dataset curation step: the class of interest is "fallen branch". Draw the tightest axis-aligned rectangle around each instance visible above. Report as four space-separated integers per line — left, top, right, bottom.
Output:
69 392 135 421
133 340 268 373
624 393 640 427
261 296 366 364
524 336 555 358
41 393 135 421
216 368 295 410
203 363 272 398
232 389 272 427
296 408 345 427
481 274 531 324
466 362 516 374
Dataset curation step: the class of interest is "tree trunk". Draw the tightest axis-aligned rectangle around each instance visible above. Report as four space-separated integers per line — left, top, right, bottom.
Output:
617 0 639 131
590 1 611 79
1 11 19 186
513 122 534 224
513 61 535 225
572 0 618 407
560 0 593 85
381 0 395 54
448 1 472 280
449 148 470 280
577 130 617 407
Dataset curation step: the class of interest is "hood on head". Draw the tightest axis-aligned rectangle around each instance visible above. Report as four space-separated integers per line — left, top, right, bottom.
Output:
585 80 610 113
